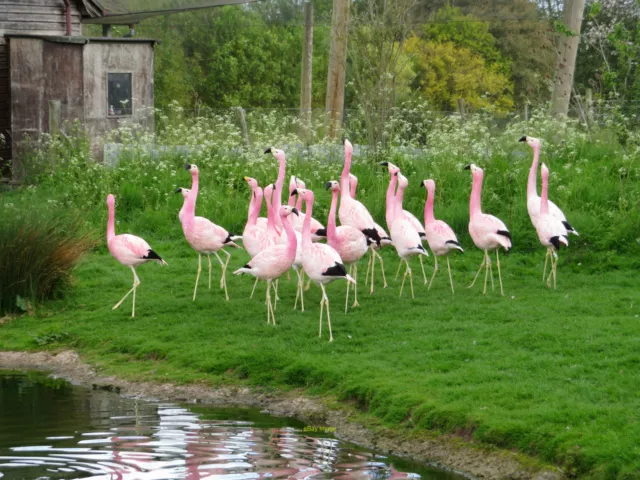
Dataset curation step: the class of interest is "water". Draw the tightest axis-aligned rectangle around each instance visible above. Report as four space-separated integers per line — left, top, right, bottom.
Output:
0 371 464 480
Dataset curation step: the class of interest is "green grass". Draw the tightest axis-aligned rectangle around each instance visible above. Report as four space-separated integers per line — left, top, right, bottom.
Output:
1 241 639 478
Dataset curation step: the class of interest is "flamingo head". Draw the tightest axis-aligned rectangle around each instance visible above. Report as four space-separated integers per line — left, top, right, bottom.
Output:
185 163 199 174
519 135 541 150
263 183 274 201
106 194 115 208
265 147 285 163
292 187 313 203
421 179 436 192
464 163 483 173
379 161 400 176
325 180 340 192
175 187 191 199
279 205 299 219
541 162 550 180
344 138 353 157
295 176 306 189
244 176 258 189
397 172 409 190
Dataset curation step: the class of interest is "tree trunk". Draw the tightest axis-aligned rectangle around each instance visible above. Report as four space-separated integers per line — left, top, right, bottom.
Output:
325 0 350 139
300 2 313 143
551 0 586 117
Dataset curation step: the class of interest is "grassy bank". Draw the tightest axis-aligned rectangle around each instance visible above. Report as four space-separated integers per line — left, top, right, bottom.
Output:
1 242 640 478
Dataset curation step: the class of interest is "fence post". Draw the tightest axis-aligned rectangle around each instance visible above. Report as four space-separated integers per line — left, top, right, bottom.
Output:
585 88 593 124
524 103 529 122
456 98 465 122
49 100 61 135
235 107 250 147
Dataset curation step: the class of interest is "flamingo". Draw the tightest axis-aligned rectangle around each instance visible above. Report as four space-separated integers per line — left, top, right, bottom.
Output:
348 172 393 290
380 162 428 284
465 164 512 295
339 139 388 294
234 206 299 325
294 188 355 342
325 180 368 312
244 176 268 231
520 136 578 235
106 194 167 318
536 163 569 289
288 175 326 241
390 173 429 298
421 179 464 294
265 147 287 233
181 164 241 302
242 177 267 259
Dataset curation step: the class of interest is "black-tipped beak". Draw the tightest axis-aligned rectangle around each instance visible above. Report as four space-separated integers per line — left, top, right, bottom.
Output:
325 181 332 190
420 182 425 188
519 136 527 142
264 147 272 154
292 207 299 216
175 188 182 193
394 172 398 177
184 163 191 170
290 188 298 197
464 164 471 170
379 161 388 166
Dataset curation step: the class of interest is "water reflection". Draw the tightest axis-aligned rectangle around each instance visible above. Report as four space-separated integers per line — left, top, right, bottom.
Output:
0 371 462 480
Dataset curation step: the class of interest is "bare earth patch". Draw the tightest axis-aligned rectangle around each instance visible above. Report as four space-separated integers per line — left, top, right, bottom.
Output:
0 350 563 480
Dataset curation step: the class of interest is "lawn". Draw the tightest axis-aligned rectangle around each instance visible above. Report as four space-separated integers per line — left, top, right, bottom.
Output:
2 240 639 478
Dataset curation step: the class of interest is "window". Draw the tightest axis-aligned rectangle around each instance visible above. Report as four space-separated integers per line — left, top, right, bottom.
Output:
107 73 132 116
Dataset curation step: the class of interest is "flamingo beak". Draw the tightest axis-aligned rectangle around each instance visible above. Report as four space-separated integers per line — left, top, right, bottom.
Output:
290 189 298 197
174 188 182 193
379 161 388 166
420 182 425 189
464 164 471 170
325 181 332 190
264 147 272 154
291 207 299 216
243 176 250 182
184 164 191 170
519 136 527 142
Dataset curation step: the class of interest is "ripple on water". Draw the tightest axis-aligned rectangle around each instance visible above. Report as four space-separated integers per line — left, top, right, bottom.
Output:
0 371 464 480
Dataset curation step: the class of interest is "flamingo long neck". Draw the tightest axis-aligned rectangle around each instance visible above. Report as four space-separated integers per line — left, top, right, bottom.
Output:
302 194 314 251
273 155 286 222
349 177 357 198
527 146 540 200
395 181 406 221
540 171 550 215
385 174 398 228
470 171 484 217
181 172 198 231
248 187 263 226
281 213 297 260
265 190 277 235
295 195 303 211
287 187 296 207
107 203 116 242
340 148 352 193
327 189 339 242
424 185 435 224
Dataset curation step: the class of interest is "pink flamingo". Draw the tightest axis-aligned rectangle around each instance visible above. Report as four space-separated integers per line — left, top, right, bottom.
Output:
536 163 569 289
348 173 393 290
106 194 167 318
340 140 388 294
380 162 428 284
265 147 287 233
288 175 326 241
465 164 512 295
181 164 241 301
325 180 368 312
245 176 268 231
242 177 267 259
421 179 464 294
390 172 429 298
294 188 355 342
234 206 299 325
520 136 578 235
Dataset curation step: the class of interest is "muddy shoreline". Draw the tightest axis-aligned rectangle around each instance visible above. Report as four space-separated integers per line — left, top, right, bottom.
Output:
0 350 563 480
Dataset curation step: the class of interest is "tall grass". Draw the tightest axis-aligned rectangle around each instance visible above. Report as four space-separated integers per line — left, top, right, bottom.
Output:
0 202 95 315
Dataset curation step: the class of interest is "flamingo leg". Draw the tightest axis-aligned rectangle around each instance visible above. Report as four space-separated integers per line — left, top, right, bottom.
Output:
488 256 495 292
446 256 455 295
419 255 427 285
365 252 372 286
352 264 360 308
428 256 439 291
319 288 324 338
345 264 351 313
409 260 415 299
113 267 140 318
468 255 486 289
320 283 333 342
220 248 231 290
250 278 259 298
375 248 388 288
483 251 490 295
542 248 550 283
294 269 302 310
214 251 229 301
496 250 504 296
304 277 311 291
400 260 409 297
193 253 202 301
369 248 376 294
553 253 558 289
207 255 212 290
274 279 280 310
395 260 403 281
266 280 272 324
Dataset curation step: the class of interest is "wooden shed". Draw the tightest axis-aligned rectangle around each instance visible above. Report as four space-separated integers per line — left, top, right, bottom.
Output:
0 0 254 182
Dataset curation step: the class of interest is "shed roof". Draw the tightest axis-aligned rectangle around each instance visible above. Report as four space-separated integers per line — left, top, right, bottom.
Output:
82 0 256 24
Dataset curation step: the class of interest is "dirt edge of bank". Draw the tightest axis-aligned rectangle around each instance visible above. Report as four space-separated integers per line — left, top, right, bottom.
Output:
0 350 564 480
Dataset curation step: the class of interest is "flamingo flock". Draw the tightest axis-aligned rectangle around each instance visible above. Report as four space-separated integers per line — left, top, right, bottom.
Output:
106 136 577 339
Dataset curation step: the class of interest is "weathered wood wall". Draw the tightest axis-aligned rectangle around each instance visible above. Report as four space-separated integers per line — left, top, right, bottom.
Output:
0 0 82 37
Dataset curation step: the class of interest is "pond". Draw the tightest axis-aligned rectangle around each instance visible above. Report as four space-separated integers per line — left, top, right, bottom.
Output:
0 370 465 479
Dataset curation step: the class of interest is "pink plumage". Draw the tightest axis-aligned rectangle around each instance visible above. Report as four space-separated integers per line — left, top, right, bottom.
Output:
106 194 167 318
465 163 511 295
242 177 267 258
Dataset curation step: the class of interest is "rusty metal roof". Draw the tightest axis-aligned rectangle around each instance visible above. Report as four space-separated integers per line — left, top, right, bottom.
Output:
82 0 256 24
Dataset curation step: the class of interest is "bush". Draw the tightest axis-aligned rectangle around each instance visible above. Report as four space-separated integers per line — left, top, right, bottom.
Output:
0 202 95 315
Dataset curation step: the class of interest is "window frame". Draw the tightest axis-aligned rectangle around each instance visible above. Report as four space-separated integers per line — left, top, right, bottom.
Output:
106 72 134 118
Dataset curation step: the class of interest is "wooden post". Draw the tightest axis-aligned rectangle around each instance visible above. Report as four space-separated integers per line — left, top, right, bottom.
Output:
456 98 465 122
235 107 250 146
300 2 314 144
551 0 586 117
49 100 61 135
325 0 350 139
524 103 529 122
585 88 593 123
